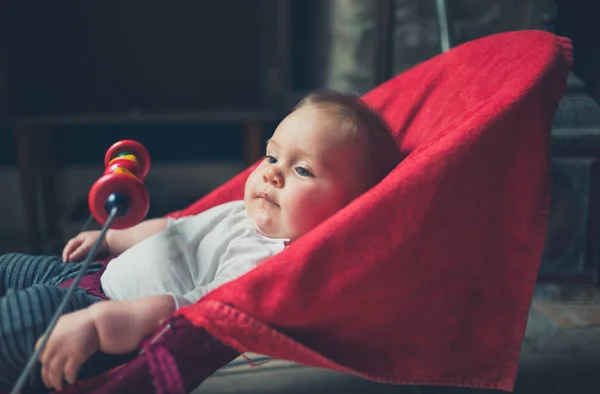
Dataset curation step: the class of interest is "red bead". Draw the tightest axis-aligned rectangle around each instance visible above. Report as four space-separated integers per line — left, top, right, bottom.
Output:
89 140 152 229
88 173 149 229
104 140 150 180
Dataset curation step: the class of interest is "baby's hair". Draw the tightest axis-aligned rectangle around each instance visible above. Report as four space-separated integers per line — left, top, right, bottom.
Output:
294 89 401 192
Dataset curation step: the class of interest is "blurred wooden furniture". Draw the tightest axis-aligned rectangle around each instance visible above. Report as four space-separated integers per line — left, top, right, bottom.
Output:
6 0 397 254
12 110 277 253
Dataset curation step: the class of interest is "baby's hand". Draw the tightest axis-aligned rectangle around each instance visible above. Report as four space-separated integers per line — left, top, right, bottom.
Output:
62 230 108 262
36 309 100 391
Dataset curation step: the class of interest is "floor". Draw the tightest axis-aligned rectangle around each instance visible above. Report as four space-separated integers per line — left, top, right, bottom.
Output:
193 341 600 394
194 357 600 394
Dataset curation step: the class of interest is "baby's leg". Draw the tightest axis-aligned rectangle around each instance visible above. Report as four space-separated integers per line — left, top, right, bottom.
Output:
0 253 103 295
0 284 102 393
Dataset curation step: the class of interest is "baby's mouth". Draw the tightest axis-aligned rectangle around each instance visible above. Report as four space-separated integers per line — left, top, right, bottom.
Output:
258 191 279 206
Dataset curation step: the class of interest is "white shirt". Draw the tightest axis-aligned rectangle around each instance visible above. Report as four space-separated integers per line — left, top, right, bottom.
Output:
100 200 287 309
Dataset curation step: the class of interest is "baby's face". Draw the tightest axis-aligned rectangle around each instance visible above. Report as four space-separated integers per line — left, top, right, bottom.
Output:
244 106 363 240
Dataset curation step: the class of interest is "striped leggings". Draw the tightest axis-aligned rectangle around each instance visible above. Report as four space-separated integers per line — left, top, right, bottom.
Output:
0 253 106 393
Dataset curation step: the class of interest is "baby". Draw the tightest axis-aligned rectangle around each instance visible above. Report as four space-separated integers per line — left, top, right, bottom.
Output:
0 90 400 392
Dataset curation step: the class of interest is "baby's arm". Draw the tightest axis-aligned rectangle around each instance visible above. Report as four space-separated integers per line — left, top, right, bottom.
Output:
63 217 169 261
88 294 176 353
38 295 176 390
105 217 168 255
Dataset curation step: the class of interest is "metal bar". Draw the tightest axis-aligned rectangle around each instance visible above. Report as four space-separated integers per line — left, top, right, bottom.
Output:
436 0 451 52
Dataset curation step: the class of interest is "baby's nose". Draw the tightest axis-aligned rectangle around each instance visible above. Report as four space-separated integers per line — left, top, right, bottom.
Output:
263 167 284 187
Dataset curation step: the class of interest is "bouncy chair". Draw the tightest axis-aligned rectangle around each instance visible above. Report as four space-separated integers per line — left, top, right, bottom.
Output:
13 30 572 394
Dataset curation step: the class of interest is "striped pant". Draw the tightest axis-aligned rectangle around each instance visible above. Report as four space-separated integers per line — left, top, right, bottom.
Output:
0 253 106 393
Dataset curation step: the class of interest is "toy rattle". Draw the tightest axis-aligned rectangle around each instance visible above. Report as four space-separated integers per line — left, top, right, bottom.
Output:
88 139 151 229
10 139 152 394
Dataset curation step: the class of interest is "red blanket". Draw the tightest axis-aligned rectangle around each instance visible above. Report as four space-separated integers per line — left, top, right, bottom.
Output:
170 30 572 391
58 30 572 394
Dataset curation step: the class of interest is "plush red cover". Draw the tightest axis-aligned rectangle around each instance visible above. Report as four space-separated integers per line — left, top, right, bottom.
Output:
53 30 571 394
166 30 572 391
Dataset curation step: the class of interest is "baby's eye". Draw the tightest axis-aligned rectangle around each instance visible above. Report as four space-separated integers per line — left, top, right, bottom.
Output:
265 155 277 164
295 167 312 177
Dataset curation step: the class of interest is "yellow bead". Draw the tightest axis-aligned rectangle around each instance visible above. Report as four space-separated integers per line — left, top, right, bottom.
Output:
109 154 138 166
112 166 137 178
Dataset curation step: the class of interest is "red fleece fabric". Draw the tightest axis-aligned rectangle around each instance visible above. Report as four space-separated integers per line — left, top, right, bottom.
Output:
50 31 570 394
167 31 571 391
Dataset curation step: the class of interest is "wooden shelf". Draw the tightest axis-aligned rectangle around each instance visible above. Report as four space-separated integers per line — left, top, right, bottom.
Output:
10 108 282 127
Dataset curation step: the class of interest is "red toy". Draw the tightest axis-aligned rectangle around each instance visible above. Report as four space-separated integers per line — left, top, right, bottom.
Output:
88 140 151 229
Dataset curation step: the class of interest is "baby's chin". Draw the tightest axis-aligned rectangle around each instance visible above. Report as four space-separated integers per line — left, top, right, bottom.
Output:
251 210 290 239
